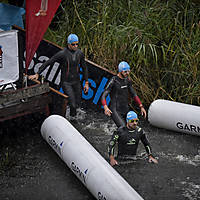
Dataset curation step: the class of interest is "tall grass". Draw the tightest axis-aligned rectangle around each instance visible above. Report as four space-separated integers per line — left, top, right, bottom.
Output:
45 0 200 106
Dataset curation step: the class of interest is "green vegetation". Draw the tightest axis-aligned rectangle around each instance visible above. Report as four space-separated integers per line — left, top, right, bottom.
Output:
0 148 15 174
45 0 200 107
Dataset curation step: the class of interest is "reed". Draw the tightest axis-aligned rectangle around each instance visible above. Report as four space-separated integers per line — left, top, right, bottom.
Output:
45 0 200 106
0 148 15 173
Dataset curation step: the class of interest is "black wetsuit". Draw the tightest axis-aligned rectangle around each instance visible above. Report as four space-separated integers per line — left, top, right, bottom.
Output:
101 76 140 127
108 126 152 159
37 47 88 116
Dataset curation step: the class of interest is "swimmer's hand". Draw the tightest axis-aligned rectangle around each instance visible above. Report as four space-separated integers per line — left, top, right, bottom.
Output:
28 73 39 80
148 155 158 164
110 155 118 166
140 106 147 119
84 81 89 93
104 105 112 116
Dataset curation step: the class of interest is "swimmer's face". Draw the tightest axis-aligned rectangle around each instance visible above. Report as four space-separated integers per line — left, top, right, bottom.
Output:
69 42 79 51
121 70 130 78
127 118 138 129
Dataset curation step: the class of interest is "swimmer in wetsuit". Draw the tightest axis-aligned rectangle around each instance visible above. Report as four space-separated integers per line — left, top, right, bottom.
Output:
108 111 158 166
29 34 89 117
101 61 146 128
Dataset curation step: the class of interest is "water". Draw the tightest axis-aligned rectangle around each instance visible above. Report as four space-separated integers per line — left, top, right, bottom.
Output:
0 108 200 200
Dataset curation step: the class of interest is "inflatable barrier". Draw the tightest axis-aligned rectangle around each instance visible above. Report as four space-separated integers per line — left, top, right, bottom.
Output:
41 115 143 200
148 99 200 136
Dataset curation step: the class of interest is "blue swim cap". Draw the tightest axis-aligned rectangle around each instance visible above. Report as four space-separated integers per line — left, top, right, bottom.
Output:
67 34 79 44
126 111 138 122
118 61 130 72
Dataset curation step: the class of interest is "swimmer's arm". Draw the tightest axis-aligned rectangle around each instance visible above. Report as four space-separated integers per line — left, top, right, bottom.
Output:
108 132 119 166
141 133 158 164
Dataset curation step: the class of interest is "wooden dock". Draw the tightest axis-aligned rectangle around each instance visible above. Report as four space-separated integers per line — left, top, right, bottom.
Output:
0 82 52 122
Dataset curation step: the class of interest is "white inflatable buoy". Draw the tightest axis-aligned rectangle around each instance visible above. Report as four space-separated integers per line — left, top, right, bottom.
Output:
148 99 200 136
41 115 143 200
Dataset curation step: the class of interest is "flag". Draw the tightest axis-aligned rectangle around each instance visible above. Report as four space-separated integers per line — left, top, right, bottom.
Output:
25 0 62 73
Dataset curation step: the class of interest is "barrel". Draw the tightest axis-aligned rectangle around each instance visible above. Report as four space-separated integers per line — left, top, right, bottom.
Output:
41 115 143 200
148 99 200 136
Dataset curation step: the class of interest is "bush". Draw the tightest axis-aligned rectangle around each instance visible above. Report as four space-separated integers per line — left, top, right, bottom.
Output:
45 0 200 106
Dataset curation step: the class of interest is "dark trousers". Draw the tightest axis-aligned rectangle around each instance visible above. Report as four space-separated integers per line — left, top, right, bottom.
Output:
62 81 81 117
111 108 127 128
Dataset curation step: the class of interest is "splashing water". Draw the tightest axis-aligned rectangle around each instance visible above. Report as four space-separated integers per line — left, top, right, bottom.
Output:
181 181 200 200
